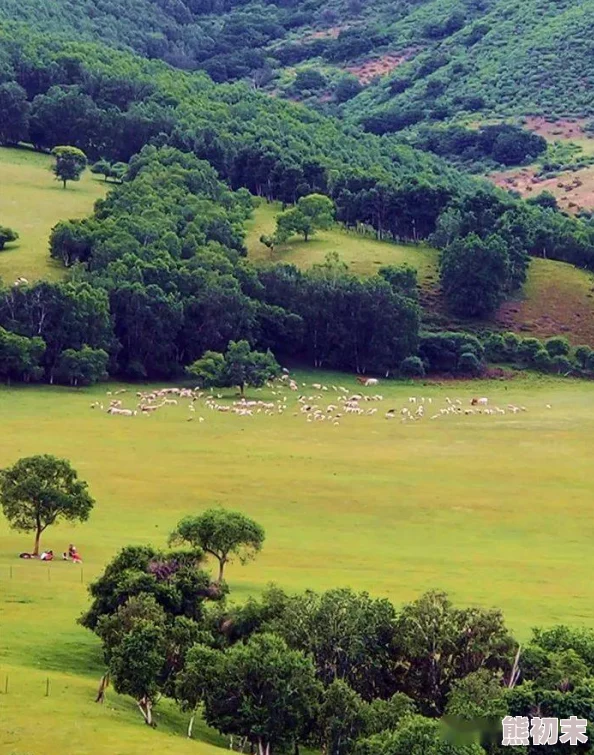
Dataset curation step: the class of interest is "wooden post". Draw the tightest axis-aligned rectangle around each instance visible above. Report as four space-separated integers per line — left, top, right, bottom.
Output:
45 677 50 697
4 675 8 694
47 567 51 582
80 568 84 584
9 566 12 579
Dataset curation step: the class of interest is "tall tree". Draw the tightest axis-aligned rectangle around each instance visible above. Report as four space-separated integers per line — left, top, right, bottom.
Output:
170 508 265 584
0 454 95 555
177 633 322 755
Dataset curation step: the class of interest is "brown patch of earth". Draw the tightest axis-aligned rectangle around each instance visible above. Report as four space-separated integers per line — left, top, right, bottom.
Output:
522 116 590 142
489 165 594 213
346 51 414 84
299 26 348 43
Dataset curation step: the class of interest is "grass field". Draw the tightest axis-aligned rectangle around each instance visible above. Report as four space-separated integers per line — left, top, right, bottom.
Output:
2 374 594 752
245 200 439 282
0 147 107 284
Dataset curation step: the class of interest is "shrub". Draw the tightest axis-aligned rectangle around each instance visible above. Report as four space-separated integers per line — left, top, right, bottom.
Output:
502 332 520 359
457 351 482 376
545 336 570 357
400 356 425 378
575 345 593 369
483 333 505 362
517 337 543 364
532 349 553 372
551 355 574 374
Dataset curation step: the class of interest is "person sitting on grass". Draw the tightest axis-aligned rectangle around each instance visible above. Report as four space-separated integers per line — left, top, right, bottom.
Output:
40 550 54 561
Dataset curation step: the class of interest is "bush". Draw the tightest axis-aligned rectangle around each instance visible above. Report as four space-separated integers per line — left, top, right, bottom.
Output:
517 337 543 364
551 355 574 374
457 351 482 376
292 69 326 93
532 348 553 372
419 331 483 373
502 332 520 360
0 226 18 250
574 345 593 369
545 336 570 357
483 332 505 361
400 356 425 378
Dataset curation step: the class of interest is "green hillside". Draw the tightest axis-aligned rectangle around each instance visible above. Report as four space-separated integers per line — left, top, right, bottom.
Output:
4 0 594 126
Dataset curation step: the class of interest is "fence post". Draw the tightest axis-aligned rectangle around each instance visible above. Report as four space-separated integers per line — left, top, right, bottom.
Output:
45 677 50 697
4 675 8 694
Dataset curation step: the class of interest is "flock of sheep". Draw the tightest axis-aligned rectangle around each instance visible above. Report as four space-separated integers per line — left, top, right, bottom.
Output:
90 373 545 427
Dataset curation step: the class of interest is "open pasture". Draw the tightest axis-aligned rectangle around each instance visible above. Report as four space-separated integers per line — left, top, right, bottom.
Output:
1 373 594 751
0 146 107 284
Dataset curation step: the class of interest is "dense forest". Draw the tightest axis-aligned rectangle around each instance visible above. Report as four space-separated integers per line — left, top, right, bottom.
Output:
3 0 594 128
3 25 594 382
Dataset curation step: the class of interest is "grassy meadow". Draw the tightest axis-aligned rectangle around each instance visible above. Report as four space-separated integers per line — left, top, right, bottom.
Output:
2 374 594 752
0 147 107 284
245 200 438 282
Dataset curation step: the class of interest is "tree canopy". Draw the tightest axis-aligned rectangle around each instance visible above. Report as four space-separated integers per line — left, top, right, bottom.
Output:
169 508 265 583
0 454 95 555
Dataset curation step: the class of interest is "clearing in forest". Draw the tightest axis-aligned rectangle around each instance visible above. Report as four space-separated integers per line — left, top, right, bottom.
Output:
0 147 107 284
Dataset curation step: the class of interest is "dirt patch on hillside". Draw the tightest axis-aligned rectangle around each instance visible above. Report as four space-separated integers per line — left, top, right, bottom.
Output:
495 259 594 346
489 165 594 213
522 116 590 142
299 26 348 43
346 51 412 83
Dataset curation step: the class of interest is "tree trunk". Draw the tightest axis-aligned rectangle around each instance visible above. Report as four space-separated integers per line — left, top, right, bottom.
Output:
217 558 226 584
63 179 67 189
33 525 42 556
95 672 110 703
187 713 195 738
137 696 154 726
239 383 245 398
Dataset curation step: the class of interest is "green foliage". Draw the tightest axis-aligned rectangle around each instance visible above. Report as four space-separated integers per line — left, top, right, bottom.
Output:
334 75 363 104
169 508 265 583
419 332 484 374
276 194 335 243
56 345 108 386
318 680 369 755
440 233 510 317
188 340 280 396
545 336 571 357
400 355 425 378
292 68 327 93
0 454 94 555
0 225 19 250
178 633 322 753
0 82 29 145
51 145 87 188
457 351 482 377
0 327 45 382
355 715 483 755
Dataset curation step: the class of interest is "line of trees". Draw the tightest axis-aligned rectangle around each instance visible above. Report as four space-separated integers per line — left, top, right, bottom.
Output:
81 520 594 751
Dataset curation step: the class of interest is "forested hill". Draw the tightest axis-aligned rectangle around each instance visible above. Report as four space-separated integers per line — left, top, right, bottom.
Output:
0 22 479 237
3 0 594 128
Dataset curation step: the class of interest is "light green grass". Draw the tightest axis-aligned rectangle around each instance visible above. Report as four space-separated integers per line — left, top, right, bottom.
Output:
1 374 594 751
245 200 438 282
0 146 107 284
